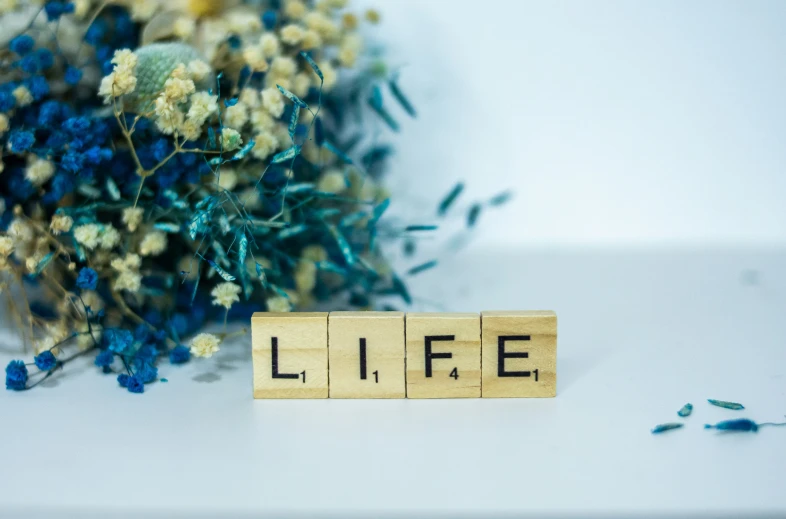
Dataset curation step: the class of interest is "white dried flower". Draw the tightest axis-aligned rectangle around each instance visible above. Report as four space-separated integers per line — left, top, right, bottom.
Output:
284 0 306 19
49 214 73 235
114 271 142 292
99 225 120 250
0 114 9 135
139 231 167 256
7 218 33 245
266 295 291 312
174 17 196 39
317 169 347 194
74 223 102 250
220 128 243 151
294 260 317 293
0 236 13 256
270 56 296 77
111 253 141 272
239 88 260 108
25 159 55 185
180 119 202 141
130 0 157 21
154 96 184 134
301 29 322 50
164 75 195 103
187 59 211 81
224 102 249 130
12 86 33 107
251 132 278 160
261 87 284 117
259 33 280 57
122 207 144 232
280 24 305 45
242 44 269 72
187 91 218 125
211 281 241 309
217 169 238 191
292 73 312 98
190 333 221 358
251 108 275 132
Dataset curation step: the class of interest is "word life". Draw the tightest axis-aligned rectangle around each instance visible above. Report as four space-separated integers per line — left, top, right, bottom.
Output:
252 311 557 399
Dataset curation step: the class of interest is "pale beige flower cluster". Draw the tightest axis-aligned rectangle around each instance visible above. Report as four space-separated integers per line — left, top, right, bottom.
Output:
99 49 138 102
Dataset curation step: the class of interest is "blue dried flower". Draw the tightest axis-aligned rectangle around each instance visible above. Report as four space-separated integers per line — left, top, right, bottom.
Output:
262 10 277 30
136 363 158 383
117 373 129 387
76 267 98 290
64 66 82 85
26 75 49 100
0 90 15 112
8 130 35 153
44 1 74 21
127 375 144 393
103 328 133 354
5 360 28 390
35 49 54 70
169 345 190 364
19 55 39 74
9 35 34 55
34 351 57 371
95 349 114 368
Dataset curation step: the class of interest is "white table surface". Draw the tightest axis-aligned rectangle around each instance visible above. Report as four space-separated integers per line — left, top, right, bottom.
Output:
1 247 785 518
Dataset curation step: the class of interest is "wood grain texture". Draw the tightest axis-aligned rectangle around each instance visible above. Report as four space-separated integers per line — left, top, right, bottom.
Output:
481 310 557 398
328 312 405 398
252 312 328 399
406 313 481 398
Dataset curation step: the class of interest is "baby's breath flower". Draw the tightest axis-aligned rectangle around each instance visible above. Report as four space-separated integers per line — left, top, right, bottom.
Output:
25 158 55 185
301 244 328 262
304 11 339 41
294 260 317 293
317 169 347 194
211 281 241 309
130 0 157 21
366 9 381 23
343 12 358 30
285 0 306 19
261 87 285 117
301 29 323 50
139 231 167 256
265 74 291 91
190 332 221 358
187 59 211 81
122 207 144 232
99 225 121 250
180 119 202 141
12 86 33 107
220 128 243 151
217 169 238 191
271 56 297 78
174 17 196 39
239 88 260 109
224 101 249 130
260 33 280 57
319 61 338 90
242 45 269 72
164 74 195 103
0 114 9 136
7 218 33 245
112 253 141 273
187 91 218 125
292 73 312 97
251 108 275 132
49 214 73 235
266 295 291 312
225 10 262 34
73 0 89 18
251 132 278 160
280 24 305 45
154 96 184 134
0 235 13 256
74 223 102 250
98 49 138 102
111 253 142 292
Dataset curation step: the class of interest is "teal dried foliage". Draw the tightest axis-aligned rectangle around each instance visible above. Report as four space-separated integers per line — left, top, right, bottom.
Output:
651 423 684 434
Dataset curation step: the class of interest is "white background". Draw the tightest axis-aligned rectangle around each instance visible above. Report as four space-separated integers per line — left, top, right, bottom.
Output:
356 0 786 246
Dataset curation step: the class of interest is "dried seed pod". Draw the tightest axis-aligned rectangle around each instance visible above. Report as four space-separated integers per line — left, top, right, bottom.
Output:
678 403 693 417
652 423 684 434
707 399 744 410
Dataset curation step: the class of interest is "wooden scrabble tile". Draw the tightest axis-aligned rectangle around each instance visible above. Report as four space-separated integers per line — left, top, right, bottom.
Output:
406 313 481 398
328 312 406 398
481 310 557 398
252 312 328 399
